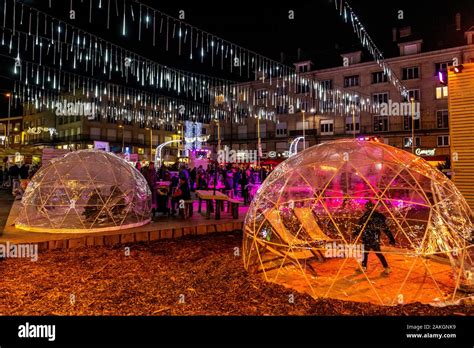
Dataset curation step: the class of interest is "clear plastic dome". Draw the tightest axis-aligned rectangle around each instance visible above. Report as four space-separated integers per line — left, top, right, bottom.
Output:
243 139 474 305
16 150 151 233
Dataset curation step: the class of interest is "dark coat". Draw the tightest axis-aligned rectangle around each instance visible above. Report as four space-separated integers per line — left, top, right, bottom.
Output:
354 210 395 247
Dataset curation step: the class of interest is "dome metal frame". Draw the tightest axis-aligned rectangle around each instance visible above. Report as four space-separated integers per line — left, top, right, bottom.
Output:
243 139 474 305
16 150 152 233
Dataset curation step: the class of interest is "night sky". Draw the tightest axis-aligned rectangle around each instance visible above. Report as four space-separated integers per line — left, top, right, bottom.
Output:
1 0 473 116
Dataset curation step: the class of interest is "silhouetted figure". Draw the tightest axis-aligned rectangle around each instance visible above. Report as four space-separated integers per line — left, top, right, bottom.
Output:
190 167 197 192
353 201 396 276
171 177 191 216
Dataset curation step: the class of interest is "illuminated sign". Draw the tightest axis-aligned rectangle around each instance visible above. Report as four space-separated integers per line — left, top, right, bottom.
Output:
93 141 110 152
26 127 57 137
415 148 436 156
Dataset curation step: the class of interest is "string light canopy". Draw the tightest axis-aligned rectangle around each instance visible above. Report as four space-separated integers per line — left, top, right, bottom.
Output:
0 15 373 125
335 0 407 97
3 53 213 126
1 0 402 126
243 139 474 305
0 3 237 102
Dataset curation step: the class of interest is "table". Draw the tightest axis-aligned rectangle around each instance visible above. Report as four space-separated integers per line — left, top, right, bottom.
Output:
157 181 171 187
196 190 229 220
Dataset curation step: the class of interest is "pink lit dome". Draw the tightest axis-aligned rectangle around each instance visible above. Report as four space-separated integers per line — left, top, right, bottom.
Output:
16 150 151 233
243 139 474 305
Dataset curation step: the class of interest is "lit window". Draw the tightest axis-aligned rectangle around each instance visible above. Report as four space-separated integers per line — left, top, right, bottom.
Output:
404 137 421 148
320 120 334 135
435 61 453 75
436 86 448 99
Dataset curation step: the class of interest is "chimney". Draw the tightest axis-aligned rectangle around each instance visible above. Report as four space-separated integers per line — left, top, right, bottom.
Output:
392 27 397 42
456 13 461 31
399 26 412 38
297 48 301 61
465 27 474 45
280 52 285 63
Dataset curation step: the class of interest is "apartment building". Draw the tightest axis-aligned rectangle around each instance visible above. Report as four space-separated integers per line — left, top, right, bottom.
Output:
0 116 23 149
20 104 196 163
211 27 474 165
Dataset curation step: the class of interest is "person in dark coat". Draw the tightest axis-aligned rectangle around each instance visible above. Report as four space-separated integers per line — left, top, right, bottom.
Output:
241 169 249 205
171 177 191 216
8 164 20 179
19 164 29 179
135 162 142 172
190 167 197 192
144 162 158 219
233 168 241 197
353 201 396 276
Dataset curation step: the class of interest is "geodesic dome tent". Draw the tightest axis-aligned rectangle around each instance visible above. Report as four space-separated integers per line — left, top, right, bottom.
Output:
243 139 474 305
16 149 151 233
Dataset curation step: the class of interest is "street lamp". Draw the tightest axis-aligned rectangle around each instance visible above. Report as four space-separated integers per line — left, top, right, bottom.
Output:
4 93 11 148
257 114 261 167
118 124 124 153
351 104 356 139
301 109 306 150
309 108 316 145
213 119 221 152
145 127 153 160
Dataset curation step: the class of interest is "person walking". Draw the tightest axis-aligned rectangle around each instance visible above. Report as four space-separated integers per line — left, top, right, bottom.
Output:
353 201 396 276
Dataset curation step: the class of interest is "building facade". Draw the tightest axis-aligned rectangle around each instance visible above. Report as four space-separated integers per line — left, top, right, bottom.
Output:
210 29 474 166
20 104 206 164
0 116 23 149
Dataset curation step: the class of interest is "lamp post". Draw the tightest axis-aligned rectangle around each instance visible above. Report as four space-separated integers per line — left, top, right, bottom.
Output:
118 124 124 153
301 109 306 150
310 108 316 145
4 93 11 148
411 97 415 154
216 119 221 152
257 114 261 167
146 127 153 160
352 104 356 139
150 128 153 160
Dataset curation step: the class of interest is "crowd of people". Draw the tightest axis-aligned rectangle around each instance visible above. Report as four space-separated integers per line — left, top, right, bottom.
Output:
135 161 273 219
2 157 274 218
1 162 41 198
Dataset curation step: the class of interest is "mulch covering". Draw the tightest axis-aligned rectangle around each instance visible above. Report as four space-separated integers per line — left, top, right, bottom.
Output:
0 232 472 316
